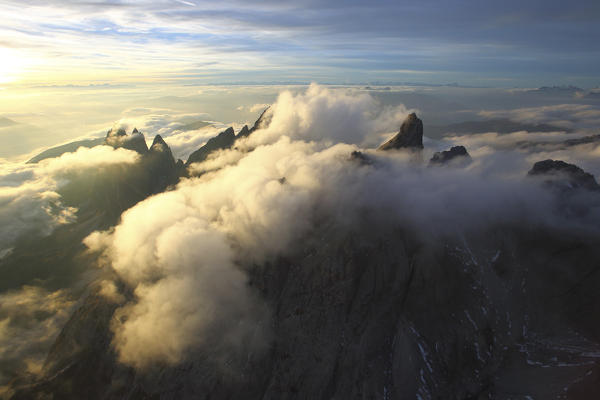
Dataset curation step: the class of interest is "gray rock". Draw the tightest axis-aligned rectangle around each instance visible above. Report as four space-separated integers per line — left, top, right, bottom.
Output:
105 128 148 155
378 113 424 151
185 127 236 166
429 145 471 166
185 108 273 167
528 159 600 192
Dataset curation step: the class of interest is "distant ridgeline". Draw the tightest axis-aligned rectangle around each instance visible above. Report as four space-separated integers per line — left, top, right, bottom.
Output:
27 108 271 166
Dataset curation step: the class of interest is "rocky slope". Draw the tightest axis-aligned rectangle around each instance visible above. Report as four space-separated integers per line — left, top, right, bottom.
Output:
429 145 471 166
378 112 424 150
7 112 600 399
12 194 600 399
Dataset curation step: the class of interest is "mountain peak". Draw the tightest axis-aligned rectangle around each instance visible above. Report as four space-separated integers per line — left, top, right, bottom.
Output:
378 112 424 151
528 159 600 191
246 107 272 136
236 125 250 138
151 134 168 151
185 127 236 166
106 127 127 138
429 145 471 166
105 127 148 154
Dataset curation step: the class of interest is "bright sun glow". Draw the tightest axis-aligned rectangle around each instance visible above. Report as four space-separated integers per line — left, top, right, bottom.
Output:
0 48 28 83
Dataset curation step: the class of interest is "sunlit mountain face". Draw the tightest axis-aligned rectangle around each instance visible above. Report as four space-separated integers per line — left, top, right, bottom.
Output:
1 1 600 399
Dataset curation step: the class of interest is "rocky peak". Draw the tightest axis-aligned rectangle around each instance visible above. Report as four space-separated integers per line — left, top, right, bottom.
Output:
237 125 250 138
185 127 236 166
105 128 148 155
150 134 169 152
249 107 272 134
349 150 373 166
106 127 127 138
528 159 600 192
184 109 272 169
222 126 235 137
132 127 139 134
429 145 471 166
378 112 424 151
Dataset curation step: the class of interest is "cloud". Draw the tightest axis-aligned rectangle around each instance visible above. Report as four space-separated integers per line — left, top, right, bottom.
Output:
0 286 75 395
478 104 600 130
2 0 599 86
235 103 270 113
246 83 411 147
249 103 270 113
442 131 600 177
84 85 600 371
0 146 139 255
114 109 240 160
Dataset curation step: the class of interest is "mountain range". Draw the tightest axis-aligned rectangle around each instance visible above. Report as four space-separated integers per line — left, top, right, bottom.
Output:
4 111 600 399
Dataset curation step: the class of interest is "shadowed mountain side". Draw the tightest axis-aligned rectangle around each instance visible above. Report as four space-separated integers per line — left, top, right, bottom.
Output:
378 112 424 150
0 130 180 292
105 128 148 155
528 159 600 192
13 207 600 399
27 138 105 163
27 126 149 164
429 145 471 166
240 107 271 138
185 127 236 165
185 108 272 166
7 111 600 399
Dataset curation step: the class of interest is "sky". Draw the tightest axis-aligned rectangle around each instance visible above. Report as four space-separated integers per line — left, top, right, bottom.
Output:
1 2 600 388
0 0 599 87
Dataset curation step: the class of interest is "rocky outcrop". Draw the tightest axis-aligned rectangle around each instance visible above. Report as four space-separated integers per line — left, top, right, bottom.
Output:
149 134 172 154
429 145 471 166
248 107 272 135
13 215 600 399
186 109 273 166
185 127 236 165
9 113 600 400
144 135 177 194
105 127 148 155
52 129 180 225
528 159 600 192
236 125 250 138
349 150 373 166
378 113 424 151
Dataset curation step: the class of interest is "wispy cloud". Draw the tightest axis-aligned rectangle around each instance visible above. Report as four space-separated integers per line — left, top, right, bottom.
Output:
0 0 598 85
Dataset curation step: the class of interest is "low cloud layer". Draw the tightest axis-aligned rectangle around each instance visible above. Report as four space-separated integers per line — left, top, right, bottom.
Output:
85 85 600 370
0 146 139 256
0 286 75 396
248 84 411 147
479 104 600 130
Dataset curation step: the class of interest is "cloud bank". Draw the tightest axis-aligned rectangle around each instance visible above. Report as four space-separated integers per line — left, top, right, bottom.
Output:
0 146 139 256
85 85 600 370
0 286 75 396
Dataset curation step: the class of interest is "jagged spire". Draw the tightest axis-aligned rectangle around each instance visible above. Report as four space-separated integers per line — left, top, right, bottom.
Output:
378 113 423 151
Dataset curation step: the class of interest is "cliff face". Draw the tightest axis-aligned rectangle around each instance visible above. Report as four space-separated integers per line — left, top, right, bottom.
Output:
8 113 600 399
13 213 600 399
378 112 424 151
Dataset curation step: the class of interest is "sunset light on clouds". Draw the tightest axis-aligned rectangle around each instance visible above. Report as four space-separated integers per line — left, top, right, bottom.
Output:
1 0 599 86
1 2 600 398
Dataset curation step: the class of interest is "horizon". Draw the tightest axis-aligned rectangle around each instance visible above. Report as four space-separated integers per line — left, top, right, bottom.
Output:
3 2 600 398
